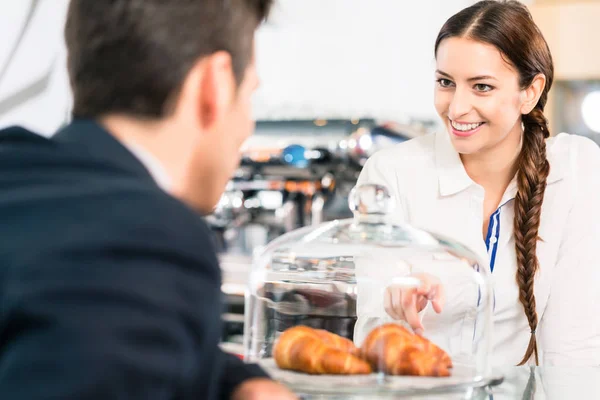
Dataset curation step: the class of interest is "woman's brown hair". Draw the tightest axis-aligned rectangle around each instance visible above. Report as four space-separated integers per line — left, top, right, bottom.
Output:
434 0 554 365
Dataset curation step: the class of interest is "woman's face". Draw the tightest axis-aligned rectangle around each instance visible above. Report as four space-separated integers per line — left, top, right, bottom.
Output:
434 37 527 156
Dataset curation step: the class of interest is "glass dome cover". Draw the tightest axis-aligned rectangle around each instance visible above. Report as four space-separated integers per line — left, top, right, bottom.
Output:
243 183 499 395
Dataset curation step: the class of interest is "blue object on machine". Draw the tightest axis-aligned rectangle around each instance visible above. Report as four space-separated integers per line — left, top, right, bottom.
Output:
282 144 308 168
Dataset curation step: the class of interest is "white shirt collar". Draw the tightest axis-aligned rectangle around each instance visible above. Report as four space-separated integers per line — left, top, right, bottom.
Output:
435 130 566 198
122 141 172 192
435 131 474 197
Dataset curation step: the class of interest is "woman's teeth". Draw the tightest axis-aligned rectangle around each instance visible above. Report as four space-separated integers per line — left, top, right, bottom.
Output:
451 121 484 132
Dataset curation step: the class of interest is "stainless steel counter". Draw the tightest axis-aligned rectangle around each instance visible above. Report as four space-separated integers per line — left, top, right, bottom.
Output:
297 366 600 399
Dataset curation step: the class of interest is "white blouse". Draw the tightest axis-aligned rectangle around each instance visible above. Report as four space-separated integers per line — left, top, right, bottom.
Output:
354 130 600 367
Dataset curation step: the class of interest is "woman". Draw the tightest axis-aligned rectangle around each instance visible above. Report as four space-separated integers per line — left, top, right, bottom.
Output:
354 0 600 367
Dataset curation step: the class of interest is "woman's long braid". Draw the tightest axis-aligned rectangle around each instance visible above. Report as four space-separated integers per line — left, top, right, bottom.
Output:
513 106 550 366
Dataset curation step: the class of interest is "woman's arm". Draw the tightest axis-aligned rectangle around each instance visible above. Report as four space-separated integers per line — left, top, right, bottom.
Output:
354 153 407 344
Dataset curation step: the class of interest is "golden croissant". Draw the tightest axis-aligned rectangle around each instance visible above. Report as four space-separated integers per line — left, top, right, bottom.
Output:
273 326 372 375
360 323 452 377
273 323 452 377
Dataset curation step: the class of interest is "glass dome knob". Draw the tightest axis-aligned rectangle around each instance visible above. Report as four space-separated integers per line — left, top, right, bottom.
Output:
348 183 395 216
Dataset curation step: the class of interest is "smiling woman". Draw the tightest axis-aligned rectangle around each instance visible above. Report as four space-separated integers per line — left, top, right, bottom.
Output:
433 1 554 366
355 0 600 369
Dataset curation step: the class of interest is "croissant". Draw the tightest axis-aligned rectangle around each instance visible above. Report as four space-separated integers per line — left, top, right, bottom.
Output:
313 328 361 357
372 323 452 368
360 323 452 377
273 326 372 375
408 329 453 368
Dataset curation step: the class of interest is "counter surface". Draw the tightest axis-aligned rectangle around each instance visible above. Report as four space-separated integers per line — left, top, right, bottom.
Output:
296 366 600 399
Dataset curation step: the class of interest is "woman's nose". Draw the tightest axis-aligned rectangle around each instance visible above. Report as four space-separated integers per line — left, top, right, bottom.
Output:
448 87 473 120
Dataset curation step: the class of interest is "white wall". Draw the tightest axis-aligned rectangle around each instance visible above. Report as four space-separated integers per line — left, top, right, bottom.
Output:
1 0 534 134
253 0 479 123
531 2 600 80
0 0 71 136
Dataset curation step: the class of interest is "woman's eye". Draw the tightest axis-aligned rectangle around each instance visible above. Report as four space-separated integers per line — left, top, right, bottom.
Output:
437 79 454 88
474 84 493 92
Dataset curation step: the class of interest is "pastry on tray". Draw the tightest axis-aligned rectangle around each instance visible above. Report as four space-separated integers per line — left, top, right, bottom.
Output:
273 325 372 375
273 324 452 377
360 323 452 377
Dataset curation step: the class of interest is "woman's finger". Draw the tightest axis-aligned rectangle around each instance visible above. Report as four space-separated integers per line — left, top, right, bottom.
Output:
402 290 424 333
431 283 446 313
416 295 429 313
416 278 432 296
384 287 403 320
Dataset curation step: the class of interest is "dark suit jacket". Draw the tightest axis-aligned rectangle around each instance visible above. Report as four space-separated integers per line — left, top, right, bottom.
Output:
0 119 268 399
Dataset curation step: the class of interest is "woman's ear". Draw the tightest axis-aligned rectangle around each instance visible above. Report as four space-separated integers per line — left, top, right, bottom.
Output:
520 74 546 115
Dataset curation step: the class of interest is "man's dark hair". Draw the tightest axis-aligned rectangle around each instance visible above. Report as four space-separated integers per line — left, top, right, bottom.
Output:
65 0 273 119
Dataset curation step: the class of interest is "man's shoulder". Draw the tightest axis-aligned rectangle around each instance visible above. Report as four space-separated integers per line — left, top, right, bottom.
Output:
0 124 218 270
0 125 49 140
6 179 221 283
0 125 55 157
72 182 216 260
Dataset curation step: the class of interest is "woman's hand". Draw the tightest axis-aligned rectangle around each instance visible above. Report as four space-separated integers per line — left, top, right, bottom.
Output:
383 273 445 335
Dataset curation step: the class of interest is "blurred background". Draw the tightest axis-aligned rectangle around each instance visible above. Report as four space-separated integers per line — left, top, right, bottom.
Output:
1 0 598 348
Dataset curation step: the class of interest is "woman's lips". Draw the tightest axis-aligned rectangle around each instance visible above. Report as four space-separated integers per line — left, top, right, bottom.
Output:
450 121 485 138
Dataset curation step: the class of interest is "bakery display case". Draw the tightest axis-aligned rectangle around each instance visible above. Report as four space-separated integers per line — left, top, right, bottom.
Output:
243 183 501 395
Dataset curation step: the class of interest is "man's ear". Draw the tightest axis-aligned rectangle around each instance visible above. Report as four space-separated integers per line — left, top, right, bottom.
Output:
200 51 235 130
520 73 546 115
180 51 235 131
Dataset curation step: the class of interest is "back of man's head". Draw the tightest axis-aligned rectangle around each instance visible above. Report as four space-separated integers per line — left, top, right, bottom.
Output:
65 0 273 120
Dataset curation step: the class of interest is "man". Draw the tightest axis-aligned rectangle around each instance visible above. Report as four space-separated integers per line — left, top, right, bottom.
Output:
0 1 296 399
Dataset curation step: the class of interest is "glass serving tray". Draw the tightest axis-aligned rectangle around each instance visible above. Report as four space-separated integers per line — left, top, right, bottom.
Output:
258 358 504 396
